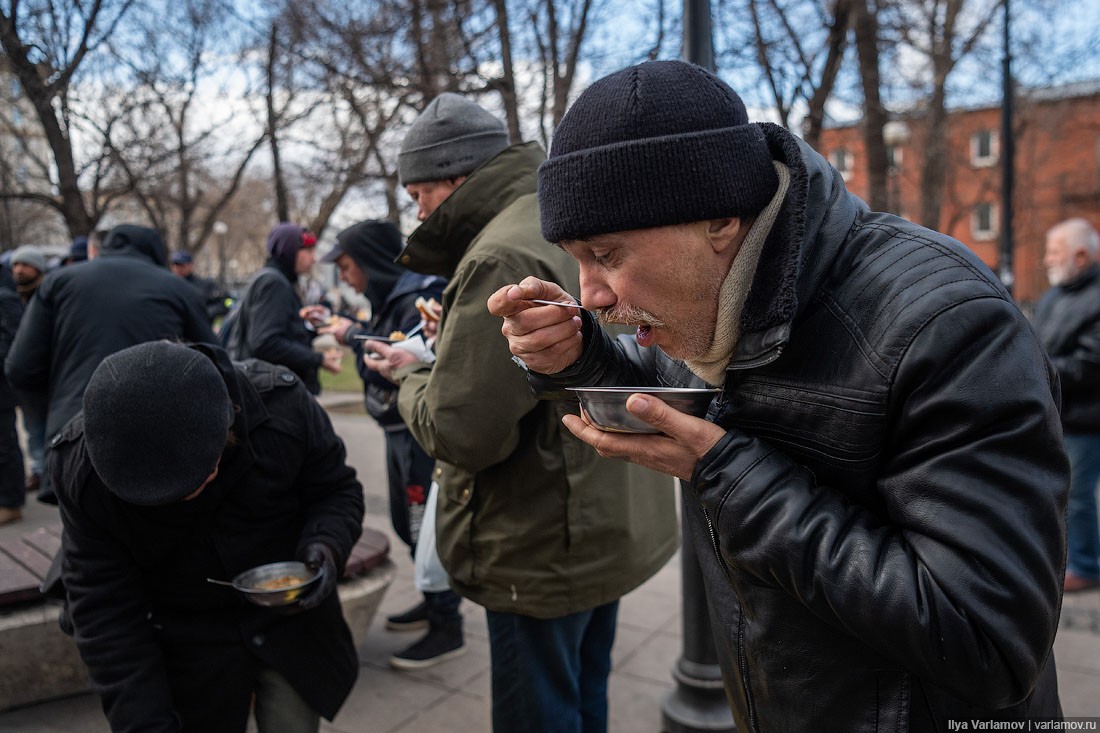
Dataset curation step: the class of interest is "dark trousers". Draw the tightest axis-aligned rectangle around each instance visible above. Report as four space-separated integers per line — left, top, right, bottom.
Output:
385 428 462 623
0 406 24 509
384 429 433 549
486 600 619 733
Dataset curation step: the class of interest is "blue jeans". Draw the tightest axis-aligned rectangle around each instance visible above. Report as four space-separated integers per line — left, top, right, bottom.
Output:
20 395 47 477
1065 433 1100 580
486 601 618 733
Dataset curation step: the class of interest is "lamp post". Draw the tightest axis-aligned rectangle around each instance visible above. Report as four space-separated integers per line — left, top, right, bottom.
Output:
883 121 911 216
999 0 1015 295
661 2 737 732
213 220 228 288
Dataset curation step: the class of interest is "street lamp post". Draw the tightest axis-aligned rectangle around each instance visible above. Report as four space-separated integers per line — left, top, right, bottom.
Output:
213 221 228 289
999 0 1015 295
661 2 737 732
883 121 911 216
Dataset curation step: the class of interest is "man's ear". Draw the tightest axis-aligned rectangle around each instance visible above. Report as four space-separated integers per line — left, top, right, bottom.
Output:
706 217 749 254
1074 248 1092 270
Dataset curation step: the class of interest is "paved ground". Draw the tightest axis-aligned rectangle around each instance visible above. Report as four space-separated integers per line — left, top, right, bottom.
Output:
1 391 1098 731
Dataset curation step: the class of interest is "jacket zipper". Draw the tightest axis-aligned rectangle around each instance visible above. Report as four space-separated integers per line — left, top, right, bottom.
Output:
698 383 760 731
700 503 759 731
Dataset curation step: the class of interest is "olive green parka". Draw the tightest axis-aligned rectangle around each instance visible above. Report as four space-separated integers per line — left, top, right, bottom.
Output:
396 142 678 617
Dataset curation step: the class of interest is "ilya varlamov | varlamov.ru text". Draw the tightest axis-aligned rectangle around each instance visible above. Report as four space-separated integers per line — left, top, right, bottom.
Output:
947 722 1099 731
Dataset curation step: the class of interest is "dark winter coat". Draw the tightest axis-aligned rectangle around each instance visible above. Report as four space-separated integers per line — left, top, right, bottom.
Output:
347 270 445 429
1031 262 1100 432
183 273 231 324
0 287 23 411
230 261 323 394
530 125 1067 729
4 226 216 439
51 345 364 731
396 142 679 617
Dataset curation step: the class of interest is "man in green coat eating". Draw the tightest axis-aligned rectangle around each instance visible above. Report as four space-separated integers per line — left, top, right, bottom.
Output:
363 92 678 732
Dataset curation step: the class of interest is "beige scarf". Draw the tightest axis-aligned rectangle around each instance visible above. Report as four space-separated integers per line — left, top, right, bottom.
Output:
684 161 790 386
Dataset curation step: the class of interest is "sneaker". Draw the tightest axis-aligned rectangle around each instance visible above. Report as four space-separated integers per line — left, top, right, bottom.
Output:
0 507 23 526
385 600 430 631
25 473 40 493
388 625 466 671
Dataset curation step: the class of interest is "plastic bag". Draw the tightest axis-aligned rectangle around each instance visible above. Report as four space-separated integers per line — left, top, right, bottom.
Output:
413 480 450 592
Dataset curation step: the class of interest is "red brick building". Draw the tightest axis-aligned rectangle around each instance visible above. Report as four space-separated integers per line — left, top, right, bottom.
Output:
817 81 1100 306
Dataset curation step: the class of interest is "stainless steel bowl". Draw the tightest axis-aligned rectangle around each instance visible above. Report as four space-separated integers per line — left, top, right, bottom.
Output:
231 561 321 607
566 387 721 434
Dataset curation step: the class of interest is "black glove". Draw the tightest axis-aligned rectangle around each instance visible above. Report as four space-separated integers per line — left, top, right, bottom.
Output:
296 542 338 610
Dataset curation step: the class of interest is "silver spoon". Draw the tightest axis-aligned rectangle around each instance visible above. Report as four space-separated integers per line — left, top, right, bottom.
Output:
206 577 237 588
523 298 585 309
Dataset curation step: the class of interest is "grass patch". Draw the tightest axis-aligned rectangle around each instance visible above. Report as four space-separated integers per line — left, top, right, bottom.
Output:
320 348 365 394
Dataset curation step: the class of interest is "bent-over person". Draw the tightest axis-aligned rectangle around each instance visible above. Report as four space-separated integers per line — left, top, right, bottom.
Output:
52 341 364 732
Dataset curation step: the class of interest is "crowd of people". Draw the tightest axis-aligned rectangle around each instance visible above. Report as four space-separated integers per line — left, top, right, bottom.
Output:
0 58 1091 732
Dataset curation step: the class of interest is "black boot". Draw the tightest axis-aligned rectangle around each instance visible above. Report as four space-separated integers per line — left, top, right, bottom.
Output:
389 591 465 670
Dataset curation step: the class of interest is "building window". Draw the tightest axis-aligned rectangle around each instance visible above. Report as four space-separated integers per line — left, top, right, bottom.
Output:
970 130 998 167
11 107 21 126
9 78 20 99
829 148 852 181
972 202 997 240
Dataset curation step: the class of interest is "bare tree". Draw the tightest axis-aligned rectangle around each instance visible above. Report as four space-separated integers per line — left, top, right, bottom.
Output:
717 0 853 140
0 0 136 236
98 0 270 255
883 0 1003 228
851 0 889 211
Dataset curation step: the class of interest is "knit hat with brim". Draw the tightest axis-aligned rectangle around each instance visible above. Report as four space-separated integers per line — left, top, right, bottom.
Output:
537 60 779 243
83 341 233 506
398 93 509 186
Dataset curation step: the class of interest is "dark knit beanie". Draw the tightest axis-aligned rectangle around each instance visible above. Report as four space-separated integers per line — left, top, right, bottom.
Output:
266 222 308 276
398 93 510 186
83 341 233 506
538 60 780 243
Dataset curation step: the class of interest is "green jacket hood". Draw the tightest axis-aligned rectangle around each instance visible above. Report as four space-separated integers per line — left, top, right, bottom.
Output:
398 141 546 278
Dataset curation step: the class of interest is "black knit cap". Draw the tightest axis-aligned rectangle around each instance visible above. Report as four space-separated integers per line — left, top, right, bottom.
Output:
83 341 233 506
538 60 779 243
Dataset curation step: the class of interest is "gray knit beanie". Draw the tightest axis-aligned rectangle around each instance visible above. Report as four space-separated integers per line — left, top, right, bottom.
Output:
10 245 47 273
398 93 510 186
83 341 233 506
538 60 780 243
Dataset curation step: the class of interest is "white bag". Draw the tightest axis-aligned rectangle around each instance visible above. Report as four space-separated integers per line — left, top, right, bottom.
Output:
414 480 450 592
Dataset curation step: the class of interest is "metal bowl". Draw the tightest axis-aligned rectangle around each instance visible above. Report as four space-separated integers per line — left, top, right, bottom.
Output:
566 387 721 434
231 561 321 607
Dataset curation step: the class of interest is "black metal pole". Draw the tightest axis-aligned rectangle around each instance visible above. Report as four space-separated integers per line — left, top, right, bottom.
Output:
661 502 737 732
661 7 736 729
999 0 1015 295
683 0 715 71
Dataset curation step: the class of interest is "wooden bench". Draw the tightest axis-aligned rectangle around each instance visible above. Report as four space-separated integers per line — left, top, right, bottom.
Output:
0 522 60 606
0 522 394 712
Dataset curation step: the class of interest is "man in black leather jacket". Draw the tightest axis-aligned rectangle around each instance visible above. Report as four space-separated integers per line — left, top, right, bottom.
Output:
490 60 1067 731
1032 217 1100 593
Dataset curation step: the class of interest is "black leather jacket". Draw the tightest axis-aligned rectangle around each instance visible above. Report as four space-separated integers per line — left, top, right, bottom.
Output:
1031 263 1100 432
530 124 1067 731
